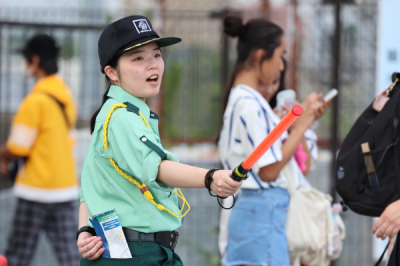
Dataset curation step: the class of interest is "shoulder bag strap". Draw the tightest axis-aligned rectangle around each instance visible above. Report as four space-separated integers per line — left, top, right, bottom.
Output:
283 164 296 196
44 93 71 128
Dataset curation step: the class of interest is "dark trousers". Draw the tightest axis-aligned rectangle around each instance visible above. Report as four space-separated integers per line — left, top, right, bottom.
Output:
5 198 81 266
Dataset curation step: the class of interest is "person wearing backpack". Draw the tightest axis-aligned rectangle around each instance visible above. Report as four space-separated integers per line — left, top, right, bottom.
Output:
336 73 400 264
217 14 329 266
370 84 400 265
0 34 81 266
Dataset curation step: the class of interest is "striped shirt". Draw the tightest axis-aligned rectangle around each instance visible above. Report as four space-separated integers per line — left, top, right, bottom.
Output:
218 84 310 190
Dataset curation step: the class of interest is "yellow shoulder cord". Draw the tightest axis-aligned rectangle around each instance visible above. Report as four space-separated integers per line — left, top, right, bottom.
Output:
102 103 190 218
386 77 399 96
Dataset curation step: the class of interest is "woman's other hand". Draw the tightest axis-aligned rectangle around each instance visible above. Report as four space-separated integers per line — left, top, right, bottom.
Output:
315 93 331 119
372 86 390 112
292 93 321 132
210 170 242 197
273 105 290 119
77 233 104 260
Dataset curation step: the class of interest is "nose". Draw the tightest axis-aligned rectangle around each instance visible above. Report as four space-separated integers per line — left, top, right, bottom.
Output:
279 58 284 71
147 57 157 70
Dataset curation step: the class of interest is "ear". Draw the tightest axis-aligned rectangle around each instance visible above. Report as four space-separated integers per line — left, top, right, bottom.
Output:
31 55 41 68
104 66 119 84
253 49 267 64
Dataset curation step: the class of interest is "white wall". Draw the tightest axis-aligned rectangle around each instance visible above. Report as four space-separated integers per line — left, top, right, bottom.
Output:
376 0 400 95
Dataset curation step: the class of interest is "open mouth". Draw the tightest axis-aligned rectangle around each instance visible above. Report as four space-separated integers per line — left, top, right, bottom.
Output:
146 75 158 82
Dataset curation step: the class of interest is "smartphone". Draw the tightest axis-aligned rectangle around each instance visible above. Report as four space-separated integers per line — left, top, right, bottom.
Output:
323 88 338 102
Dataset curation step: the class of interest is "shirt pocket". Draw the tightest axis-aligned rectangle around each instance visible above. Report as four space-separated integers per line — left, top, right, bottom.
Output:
155 189 173 201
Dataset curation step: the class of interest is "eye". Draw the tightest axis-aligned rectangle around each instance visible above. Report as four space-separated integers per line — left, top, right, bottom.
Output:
134 57 143 61
155 53 162 58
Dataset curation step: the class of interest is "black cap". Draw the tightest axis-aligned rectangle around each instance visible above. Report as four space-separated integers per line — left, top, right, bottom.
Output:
21 34 60 60
98 15 181 73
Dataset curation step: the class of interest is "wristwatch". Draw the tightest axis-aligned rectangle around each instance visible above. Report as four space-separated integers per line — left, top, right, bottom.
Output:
76 226 96 240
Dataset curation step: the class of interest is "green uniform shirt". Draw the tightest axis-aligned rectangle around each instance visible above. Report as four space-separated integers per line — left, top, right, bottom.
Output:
78 85 183 233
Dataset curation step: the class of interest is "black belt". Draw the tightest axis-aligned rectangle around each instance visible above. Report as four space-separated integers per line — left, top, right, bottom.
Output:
122 227 179 251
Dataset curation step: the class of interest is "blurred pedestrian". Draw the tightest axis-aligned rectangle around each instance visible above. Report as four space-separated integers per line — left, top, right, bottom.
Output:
0 34 80 266
218 59 329 264
218 14 328 266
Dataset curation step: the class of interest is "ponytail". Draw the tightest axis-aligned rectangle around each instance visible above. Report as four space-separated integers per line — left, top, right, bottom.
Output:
90 54 121 134
90 85 110 134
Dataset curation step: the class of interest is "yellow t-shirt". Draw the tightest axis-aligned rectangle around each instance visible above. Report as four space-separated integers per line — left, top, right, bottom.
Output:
6 75 79 203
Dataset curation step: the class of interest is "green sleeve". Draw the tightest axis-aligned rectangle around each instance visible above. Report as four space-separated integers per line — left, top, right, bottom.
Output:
106 110 177 192
77 188 85 203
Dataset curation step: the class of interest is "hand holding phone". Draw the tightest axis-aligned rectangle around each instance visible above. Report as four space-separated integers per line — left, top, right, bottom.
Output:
323 88 338 102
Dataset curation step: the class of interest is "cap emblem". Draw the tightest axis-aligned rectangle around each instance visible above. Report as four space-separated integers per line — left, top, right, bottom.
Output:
133 19 152 34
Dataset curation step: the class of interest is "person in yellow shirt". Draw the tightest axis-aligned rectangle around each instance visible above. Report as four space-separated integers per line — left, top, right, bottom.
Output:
0 34 81 266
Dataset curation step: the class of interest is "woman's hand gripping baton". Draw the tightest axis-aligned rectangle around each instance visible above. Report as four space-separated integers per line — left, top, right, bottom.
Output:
231 105 304 181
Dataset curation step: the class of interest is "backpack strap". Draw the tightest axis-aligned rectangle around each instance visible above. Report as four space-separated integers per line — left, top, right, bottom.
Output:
44 93 71 128
374 241 389 266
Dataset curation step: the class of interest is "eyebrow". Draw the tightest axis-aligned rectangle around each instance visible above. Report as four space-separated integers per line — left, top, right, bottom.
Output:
127 50 143 56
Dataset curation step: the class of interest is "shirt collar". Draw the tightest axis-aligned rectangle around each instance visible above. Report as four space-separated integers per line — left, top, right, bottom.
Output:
235 84 277 117
107 85 150 117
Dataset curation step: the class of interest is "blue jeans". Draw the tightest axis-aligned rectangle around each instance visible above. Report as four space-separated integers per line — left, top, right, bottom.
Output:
222 188 291 266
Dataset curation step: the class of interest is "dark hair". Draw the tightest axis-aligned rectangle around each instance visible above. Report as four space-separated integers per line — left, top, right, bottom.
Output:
221 15 284 113
269 58 287 109
90 54 121 134
22 34 59 75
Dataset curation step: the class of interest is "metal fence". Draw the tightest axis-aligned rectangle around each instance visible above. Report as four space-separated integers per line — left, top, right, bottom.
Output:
0 2 385 266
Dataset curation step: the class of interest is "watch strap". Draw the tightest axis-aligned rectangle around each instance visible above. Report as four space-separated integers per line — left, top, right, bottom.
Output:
76 226 96 240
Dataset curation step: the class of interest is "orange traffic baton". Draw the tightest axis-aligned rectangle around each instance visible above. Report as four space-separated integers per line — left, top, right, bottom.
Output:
231 105 303 181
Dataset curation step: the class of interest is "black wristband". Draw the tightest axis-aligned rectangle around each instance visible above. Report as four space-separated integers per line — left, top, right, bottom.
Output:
204 169 218 191
204 169 236 210
76 226 96 240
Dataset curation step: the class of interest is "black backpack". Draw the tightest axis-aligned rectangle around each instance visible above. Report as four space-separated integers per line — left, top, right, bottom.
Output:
336 72 400 217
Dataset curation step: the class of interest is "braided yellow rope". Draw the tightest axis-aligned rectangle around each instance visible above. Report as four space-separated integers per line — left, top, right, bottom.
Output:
386 77 399 96
102 103 190 218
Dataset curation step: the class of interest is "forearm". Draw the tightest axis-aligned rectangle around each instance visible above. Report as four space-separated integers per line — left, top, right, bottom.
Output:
79 202 89 228
301 136 312 175
0 145 19 161
157 160 208 188
259 127 307 182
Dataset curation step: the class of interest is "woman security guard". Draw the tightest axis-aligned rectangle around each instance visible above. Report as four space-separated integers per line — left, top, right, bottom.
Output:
76 15 241 266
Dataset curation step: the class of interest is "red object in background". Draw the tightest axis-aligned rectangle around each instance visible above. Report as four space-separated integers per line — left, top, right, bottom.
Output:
0 255 7 266
242 105 303 170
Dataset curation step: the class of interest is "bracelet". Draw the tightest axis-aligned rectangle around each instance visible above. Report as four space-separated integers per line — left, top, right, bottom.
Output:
76 226 96 240
204 169 236 210
204 169 218 192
